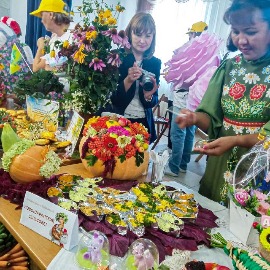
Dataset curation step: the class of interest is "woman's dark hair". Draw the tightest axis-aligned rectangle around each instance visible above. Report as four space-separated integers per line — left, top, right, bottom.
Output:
125 12 156 59
224 0 270 26
226 32 238 52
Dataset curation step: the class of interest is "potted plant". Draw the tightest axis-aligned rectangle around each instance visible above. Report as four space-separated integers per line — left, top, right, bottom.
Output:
13 69 64 102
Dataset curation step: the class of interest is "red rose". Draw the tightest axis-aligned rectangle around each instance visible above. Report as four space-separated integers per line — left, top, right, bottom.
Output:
229 82 246 100
235 55 241 63
250 84 267 100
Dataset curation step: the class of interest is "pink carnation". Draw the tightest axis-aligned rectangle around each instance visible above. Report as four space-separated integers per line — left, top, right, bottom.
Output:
234 190 250 207
256 201 270 216
253 190 268 201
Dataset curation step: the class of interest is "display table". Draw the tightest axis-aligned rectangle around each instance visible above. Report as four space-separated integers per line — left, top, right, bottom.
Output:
0 197 61 270
0 176 257 270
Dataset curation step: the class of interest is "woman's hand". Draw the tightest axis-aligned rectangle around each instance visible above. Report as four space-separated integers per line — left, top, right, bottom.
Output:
37 37 45 49
143 76 159 101
127 62 142 83
175 109 197 128
194 136 237 156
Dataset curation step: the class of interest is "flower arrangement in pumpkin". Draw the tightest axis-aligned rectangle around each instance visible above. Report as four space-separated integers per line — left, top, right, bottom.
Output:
56 0 130 114
228 130 270 217
80 115 150 177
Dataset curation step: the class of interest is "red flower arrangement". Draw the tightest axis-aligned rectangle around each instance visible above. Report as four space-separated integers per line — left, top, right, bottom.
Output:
0 16 21 36
80 115 150 176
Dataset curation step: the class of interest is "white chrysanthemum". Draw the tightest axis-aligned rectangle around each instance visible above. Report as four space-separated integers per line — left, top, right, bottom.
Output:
224 170 233 182
117 135 131 147
243 73 260 84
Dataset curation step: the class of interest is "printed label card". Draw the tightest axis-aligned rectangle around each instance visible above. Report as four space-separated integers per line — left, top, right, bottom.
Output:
20 192 79 250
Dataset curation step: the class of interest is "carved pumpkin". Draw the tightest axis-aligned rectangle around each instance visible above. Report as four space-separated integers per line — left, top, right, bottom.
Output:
79 136 149 180
9 145 49 183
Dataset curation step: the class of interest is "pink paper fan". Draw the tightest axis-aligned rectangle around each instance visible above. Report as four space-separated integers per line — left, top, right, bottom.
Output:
187 65 218 111
164 32 222 90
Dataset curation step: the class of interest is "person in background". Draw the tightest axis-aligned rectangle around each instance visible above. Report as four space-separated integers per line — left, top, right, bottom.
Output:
175 0 270 204
164 21 221 177
110 12 161 144
0 16 33 94
30 0 72 72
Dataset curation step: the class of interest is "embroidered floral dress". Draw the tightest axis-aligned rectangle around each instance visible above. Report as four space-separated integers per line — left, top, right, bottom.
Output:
197 54 270 204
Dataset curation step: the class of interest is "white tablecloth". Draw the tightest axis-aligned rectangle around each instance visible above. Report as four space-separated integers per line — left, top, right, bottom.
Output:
47 181 257 270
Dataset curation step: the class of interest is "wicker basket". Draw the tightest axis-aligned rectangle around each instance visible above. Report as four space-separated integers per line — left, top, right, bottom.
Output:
259 241 270 262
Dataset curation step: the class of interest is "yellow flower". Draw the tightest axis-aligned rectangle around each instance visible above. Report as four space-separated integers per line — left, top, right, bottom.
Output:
138 194 149 203
260 227 270 251
63 40 69 48
0 63 4 70
74 49 87 64
103 9 112 18
110 133 118 139
86 116 100 127
125 201 133 208
116 5 125 12
114 204 122 211
50 50 56 58
86 30 98 40
136 212 144 223
131 188 143 197
106 120 120 128
107 17 117 26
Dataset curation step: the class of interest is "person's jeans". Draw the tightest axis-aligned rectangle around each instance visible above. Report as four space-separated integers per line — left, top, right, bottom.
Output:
168 113 196 174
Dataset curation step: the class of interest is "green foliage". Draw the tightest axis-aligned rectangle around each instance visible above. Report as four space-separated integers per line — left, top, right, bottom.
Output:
86 154 98 166
13 70 64 101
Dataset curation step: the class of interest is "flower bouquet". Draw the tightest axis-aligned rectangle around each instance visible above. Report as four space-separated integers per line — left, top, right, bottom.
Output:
79 115 150 180
57 0 130 114
229 134 270 217
228 133 270 244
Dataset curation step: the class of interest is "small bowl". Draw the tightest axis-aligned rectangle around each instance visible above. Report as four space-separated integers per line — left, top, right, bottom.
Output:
58 198 78 214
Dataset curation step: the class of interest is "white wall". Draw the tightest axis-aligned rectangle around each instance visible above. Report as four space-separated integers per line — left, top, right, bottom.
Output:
71 0 137 31
8 0 137 43
9 0 27 42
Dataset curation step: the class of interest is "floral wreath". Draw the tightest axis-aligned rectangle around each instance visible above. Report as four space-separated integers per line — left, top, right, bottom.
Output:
0 16 21 36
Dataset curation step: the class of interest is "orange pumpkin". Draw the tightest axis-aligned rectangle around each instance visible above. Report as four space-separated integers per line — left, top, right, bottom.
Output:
9 145 49 183
79 136 149 180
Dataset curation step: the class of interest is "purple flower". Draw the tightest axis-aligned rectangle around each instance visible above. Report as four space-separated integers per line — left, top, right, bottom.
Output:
234 189 250 207
108 126 130 136
107 53 121 67
102 28 122 45
118 30 131 49
89 58 106 71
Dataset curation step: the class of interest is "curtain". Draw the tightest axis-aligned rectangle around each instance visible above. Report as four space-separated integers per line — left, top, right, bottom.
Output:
25 0 72 55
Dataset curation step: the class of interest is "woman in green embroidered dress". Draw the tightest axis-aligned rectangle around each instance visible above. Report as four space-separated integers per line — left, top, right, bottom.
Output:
176 0 270 205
